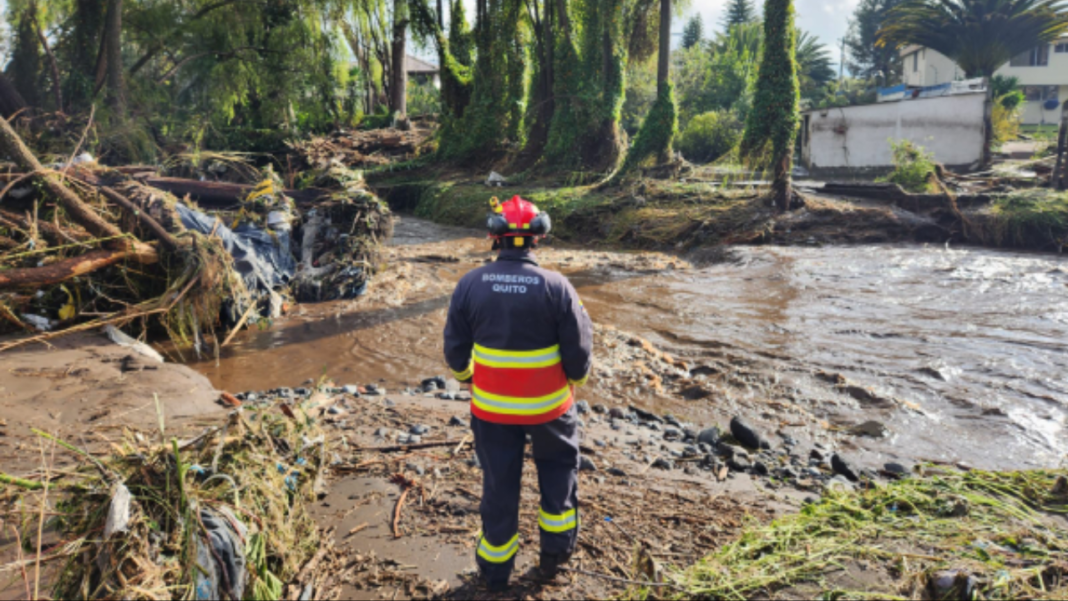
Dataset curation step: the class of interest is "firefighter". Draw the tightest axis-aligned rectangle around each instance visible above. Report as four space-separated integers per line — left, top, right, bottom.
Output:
443 195 593 591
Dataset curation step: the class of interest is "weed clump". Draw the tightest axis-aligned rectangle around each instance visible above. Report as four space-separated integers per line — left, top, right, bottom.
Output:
677 111 742 164
880 139 938 193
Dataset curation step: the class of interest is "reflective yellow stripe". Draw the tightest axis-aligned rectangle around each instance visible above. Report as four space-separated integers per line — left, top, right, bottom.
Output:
473 344 562 369
471 384 571 416
477 534 519 563
569 374 589 387
452 360 474 381
538 508 578 533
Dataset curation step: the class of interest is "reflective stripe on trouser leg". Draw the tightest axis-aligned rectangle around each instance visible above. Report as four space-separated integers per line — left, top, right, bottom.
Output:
477 534 519 563
528 405 581 557
471 414 525 583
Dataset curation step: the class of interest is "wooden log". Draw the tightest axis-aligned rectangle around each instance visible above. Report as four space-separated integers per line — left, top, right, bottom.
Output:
0 116 157 262
0 248 145 288
96 185 181 251
1053 101 1068 191
0 209 94 244
138 176 329 207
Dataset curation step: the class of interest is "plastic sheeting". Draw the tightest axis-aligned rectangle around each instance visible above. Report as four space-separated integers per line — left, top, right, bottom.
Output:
176 204 296 295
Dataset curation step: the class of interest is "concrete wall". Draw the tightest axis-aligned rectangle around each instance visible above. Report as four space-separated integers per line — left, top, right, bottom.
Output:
1017 85 1068 126
801 92 988 173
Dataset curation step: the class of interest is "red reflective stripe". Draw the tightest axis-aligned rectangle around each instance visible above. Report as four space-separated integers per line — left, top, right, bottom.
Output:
472 395 573 425
473 364 569 398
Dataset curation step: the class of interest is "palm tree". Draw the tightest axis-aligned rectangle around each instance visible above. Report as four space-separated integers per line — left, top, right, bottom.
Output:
796 30 836 93
879 0 1068 77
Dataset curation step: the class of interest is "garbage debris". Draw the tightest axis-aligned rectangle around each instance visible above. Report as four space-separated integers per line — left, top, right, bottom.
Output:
486 171 508 187
103 324 165 363
288 127 430 171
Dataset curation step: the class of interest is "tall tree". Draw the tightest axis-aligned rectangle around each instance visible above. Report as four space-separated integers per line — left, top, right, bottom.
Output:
740 0 800 211
796 30 835 98
6 7 43 109
682 14 703 48
722 0 757 30
879 0 1068 77
390 0 409 119
103 0 124 112
845 0 904 82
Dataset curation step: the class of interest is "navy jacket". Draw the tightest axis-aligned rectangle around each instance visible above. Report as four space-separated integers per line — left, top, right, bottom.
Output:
444 248 593 384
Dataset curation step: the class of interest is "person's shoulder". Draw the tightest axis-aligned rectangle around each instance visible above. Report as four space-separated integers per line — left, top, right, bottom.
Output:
532 265 575 290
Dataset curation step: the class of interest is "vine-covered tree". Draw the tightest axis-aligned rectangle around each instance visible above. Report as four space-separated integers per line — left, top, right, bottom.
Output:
740 0 800 211
722 0 757 30
5 6 43 109
682 14 704 48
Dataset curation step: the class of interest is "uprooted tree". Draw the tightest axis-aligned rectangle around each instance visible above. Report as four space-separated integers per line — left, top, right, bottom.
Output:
739 0 801 211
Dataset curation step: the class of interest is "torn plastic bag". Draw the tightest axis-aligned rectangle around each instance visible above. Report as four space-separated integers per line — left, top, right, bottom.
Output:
176 204 296 295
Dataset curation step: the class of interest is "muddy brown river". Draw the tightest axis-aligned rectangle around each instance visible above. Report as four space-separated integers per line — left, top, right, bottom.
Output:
191 216 1068 471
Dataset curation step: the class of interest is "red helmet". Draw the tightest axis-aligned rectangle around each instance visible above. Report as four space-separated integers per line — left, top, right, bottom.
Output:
487 196 552 243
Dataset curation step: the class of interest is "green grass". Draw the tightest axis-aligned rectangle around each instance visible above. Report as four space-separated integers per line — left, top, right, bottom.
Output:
1020 125 1060 142
673 468 1068 601
988 189 1068 250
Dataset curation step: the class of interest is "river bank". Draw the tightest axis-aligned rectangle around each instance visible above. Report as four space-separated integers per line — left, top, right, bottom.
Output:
2 214 1066 599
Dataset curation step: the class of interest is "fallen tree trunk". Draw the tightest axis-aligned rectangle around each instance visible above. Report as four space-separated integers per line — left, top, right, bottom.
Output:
0 116 156 261
0 209 94 244
139 176 329 207
95 185 181 252
0 248 148 288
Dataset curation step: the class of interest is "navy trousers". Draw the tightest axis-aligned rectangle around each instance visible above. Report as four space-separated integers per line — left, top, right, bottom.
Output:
471 406 581 583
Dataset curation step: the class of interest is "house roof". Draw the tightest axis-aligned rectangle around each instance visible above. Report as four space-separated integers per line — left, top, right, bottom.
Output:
405 54 439 74
899 44 923 57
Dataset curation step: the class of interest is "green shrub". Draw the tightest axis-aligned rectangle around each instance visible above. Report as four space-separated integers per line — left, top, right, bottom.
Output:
880 139 936 193
677 111 742 163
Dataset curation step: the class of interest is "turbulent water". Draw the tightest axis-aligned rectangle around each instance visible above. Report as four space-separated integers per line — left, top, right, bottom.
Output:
578 244 1068 469
194 217 1068 470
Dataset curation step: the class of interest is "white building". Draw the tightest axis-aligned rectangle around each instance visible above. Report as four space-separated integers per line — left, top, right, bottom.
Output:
899 34 1068 125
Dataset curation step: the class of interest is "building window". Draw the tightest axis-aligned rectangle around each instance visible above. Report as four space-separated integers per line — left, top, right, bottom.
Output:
1056 43 1068 53
1023 86 1059 102
1010 45 1050 66
912 53 918 72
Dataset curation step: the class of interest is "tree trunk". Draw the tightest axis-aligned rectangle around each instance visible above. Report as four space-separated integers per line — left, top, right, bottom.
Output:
390 0 409 119
657 0 671 92
31 12 63 112
0 74 28 119
104 0 125 112
1052 101 1067 191
774 149 792 211
0 249 146 288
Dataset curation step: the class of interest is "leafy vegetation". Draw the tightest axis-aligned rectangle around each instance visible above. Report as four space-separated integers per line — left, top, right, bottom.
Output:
880 139 938 192
989 189 1068 249
682 14 704 49
677 110 742 163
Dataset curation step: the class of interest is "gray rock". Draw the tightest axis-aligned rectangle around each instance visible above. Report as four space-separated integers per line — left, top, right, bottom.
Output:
752 461 769 476
408 435 422 444
927 570 977 601
327 406 344 415
397 434 411 445
805 467 824 479
850 420 889 438
727 457 751 472
682 445 700 458
825 475 856 493
245 393 258 402
609 407 627 419
781 467 798 479
697 442 712 454
294 387 310 397
645 422 662 432
652 458 674 470
576 400 591 414
663 426 682 441
730 416 764 450
410 424 430 435
610 420 623 431
374 428 390 437
406 463 425 476
715 442 736 460
421 376 447 392
579 456 598 471
592 404 608 414
831 454 859 482
594 439 607 448
466 456 481 469
630 406 664 423
437 391 457 400
342 385 359 395
697 427 721 447
663 414 682 428
809 448 825 461
365 384 383 396
278 387 293 398
781 435 797 447
883 462 909 477
448 416 467 427
607 467 627 477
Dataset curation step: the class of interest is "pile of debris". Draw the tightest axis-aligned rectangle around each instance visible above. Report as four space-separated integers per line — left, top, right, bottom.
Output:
0 401 336 600
0 117 393 351
288 127 431 171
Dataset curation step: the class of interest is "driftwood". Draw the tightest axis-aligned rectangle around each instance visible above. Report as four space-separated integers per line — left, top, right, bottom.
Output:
0 248 144 288
95 185 181 251
820 182 991 210
138 176 329 207
0 209 94 244
0 115 156 262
